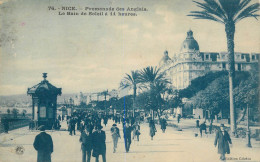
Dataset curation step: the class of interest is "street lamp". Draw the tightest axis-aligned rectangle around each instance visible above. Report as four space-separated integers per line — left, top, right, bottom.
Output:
247 104 252 148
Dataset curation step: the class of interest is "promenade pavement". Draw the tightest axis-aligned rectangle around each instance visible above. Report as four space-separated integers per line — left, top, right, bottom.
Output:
0 118 259 162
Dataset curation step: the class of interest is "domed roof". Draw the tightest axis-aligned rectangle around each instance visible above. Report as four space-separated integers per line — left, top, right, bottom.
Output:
159 50 171 66
180 30 199 52
27 73 62 96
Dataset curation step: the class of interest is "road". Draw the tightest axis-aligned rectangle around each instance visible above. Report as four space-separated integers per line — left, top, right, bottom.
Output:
0 119 260 162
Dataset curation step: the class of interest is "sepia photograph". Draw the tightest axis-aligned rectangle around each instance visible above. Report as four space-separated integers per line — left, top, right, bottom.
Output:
0 0 260 161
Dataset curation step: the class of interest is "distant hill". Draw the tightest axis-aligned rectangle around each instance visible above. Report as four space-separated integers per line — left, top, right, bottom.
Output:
0 93 77 106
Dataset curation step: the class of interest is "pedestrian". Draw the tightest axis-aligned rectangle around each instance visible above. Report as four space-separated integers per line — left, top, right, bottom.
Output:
115 116 118 124
103 116 108 127
214 124 232 161
123 122 132 152
80 120 85 133
58 115 61 121
69 118 76 135
177 114 181 123
149 119 156 140
92 125 106 162
80 126 93 162
196 120 200 128
160 118 167 133
111 124 120 153
54 119 60 130
209 122 213 134
133 122 141 141
77 117 81 130
199 121 207 137
130 116 135 126
33 125 53 162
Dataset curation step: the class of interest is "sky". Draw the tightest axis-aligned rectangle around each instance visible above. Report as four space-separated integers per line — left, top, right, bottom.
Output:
0 0 259 95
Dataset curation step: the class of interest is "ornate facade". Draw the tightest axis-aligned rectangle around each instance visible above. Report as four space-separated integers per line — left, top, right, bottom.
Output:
159 30 259 89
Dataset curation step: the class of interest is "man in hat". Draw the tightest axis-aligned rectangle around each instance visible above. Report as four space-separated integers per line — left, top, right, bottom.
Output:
110 124 120 153
92 125 106 162
123 122 133 152
214 124 232 161
80 125 93 162
33 125 53 162
199 121 207 137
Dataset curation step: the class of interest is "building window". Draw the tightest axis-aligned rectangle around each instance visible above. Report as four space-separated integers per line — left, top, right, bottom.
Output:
241 55 244 59
238 64 241 71
206 55 209 60
211 55 217 61
252 55 255 60
222 63 226 69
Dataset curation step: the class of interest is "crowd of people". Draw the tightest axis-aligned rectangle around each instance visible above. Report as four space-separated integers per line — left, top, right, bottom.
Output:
31 110 233 162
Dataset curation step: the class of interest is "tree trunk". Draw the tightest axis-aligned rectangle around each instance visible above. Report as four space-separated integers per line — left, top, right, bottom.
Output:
133 85 137 117
225 21 237 136
157 109 161 125
236 107 247 124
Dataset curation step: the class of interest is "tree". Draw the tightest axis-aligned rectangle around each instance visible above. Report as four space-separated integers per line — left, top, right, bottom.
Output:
22 109 27 117
99 90 108 101
139 66 169 89
188 0 260 136
179 71 228 98
12 108 19 118
152 82 174 119
135 92 151 111
7 108 10 114
120 70 141 117
139 66 170 119
101 90 109 113
117 95 133 117
191 75 230 120
190 71 255 123
234 72 259 123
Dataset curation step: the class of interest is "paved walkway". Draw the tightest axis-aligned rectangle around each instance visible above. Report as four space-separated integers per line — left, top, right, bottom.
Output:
0 119 260 162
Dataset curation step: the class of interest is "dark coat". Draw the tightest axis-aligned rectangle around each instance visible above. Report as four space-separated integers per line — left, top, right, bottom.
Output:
80 131 93 152
200 123 206 131
149 121 156 137
92 130 106 157
160 119 167 129
111 127 120 138
33 132 53 162
123 126 132 139
214 130 232 154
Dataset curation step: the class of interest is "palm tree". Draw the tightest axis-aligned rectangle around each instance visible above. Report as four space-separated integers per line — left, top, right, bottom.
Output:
188 0 260 136
139 66 170 119
139 66 169 89
101 90 109 113
120 70 140 117
152 82 172 120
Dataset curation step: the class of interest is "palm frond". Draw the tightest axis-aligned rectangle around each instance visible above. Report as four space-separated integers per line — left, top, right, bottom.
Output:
190 0 227 22
218 0 241 19
188 11 224 23
190 0 260 24
120 70 141 91
204 0 228 20
234 0 251 16
234 3 260 22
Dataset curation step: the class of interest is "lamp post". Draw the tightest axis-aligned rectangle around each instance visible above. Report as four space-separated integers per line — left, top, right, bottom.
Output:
247 104 252 147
